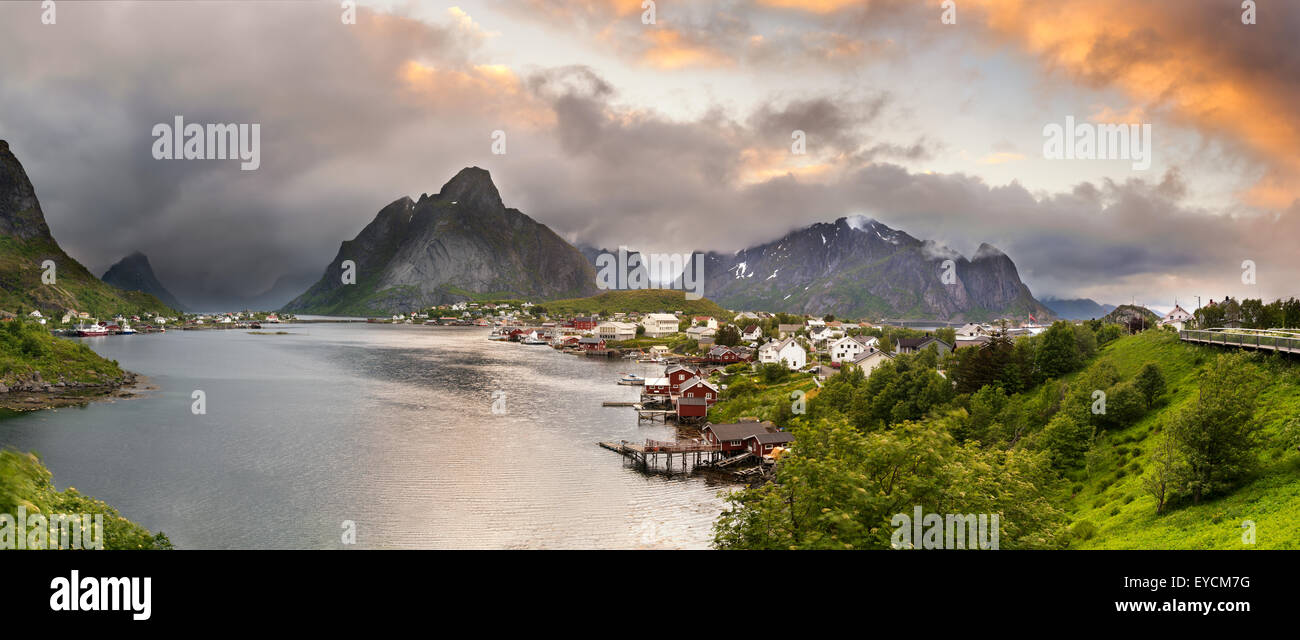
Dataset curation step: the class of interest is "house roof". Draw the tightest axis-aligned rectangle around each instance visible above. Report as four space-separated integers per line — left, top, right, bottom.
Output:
680 377 718 393
748 432 796 445
704 421 784 441
896 336 951 350
851 349 894 364
743 324 759 333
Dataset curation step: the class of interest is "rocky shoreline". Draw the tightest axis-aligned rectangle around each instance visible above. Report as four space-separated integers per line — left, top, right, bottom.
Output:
0 370 147 411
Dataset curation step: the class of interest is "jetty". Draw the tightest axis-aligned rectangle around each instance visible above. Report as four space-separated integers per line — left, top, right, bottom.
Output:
599 439 722 472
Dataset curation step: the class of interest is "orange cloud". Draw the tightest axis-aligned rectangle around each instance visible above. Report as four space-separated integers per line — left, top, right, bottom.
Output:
398 60 553 128
965 0 1300 209
642 29 734 69
757 0 867 13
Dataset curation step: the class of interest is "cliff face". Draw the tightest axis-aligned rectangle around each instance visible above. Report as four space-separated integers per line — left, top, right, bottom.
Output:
0 140 52 242
696 217 1053 322
0 140 175 317
283 168 598 315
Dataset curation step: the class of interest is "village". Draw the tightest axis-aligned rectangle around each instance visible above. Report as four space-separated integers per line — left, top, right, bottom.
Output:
394 299 1188 485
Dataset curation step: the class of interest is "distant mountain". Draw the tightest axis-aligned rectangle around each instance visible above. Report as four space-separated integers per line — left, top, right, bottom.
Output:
1041 297 1116 320
101 252 187 311
0 140 175 317
284 168 598 315
1102 304 1161 328
695 217 1053 322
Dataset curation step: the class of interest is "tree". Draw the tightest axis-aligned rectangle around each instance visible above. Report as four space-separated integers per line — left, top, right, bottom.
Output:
715 324 741 347
1167 353 1265 503
936 327 957 347
1142 433 1182 514
1039 413 1093 469
1133 363 1166 410
712 419 1069 550
761 362 790 383
1036 321 1081 379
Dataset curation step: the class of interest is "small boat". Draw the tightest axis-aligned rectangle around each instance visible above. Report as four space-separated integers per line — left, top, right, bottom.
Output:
618 373 645 385
118 324 137 335
522 337 549 345
250 322 262 329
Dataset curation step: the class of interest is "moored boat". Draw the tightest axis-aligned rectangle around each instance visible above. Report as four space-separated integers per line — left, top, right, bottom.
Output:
75 324 110 337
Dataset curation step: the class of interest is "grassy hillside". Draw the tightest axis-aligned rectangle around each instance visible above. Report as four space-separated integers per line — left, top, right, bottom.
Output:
0 449 171 549
0 235 176 319
1059 331 1300 548
0 320 125 388
539 289 730 318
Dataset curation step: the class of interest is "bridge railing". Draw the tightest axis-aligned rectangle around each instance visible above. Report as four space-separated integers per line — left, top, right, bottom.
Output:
1180 329 1300 352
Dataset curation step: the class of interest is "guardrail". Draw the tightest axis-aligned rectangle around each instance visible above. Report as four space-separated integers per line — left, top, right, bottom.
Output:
1179 329 1300 353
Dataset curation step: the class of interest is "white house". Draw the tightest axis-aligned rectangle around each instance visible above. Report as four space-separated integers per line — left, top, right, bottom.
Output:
597 321 638 341
830 335 879 363
691 316 718 329
850 349 895 376
758 337 807 370
741 324 763 342
641 313 680 338
1160 305 1193 331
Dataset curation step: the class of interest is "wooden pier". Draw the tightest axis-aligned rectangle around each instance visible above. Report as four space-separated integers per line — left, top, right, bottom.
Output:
599 439 722 472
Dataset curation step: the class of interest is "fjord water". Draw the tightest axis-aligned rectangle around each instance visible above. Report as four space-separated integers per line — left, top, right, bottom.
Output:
0 324 727 549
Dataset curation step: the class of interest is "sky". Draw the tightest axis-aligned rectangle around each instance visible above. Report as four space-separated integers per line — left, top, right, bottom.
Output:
0 0 1297 311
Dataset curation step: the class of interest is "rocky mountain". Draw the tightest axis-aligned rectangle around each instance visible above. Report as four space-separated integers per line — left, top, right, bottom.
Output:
284 167 598 315
1042 297 1116 320
1101 304 1161 329
696 217 1053 322
102 252 187 311
0 140 175 317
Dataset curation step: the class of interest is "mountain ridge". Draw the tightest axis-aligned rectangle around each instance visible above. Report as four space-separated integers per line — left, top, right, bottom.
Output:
282 167 599 315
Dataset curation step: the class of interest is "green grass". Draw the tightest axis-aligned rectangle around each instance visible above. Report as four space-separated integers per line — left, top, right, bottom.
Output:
0 320 124 386
1058 331 1300 548
0 449 172 549
707 371 818 424
540 290 730 318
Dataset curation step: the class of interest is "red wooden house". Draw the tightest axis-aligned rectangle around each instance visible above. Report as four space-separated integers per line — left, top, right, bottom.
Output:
701 421 793 455
578 337 606 350
665 364 701 394
643 377 671 395
571 316 599 331
705 345 746 364
673 378 718 419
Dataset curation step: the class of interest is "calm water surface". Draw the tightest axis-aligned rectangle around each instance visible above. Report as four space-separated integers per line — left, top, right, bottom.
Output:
0 324 730 549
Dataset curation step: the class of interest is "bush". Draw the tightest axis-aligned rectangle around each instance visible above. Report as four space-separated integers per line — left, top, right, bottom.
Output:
1071 520 1098 541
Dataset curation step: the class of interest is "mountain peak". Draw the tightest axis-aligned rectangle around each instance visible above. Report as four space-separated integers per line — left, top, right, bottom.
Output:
102 252 186 311
973 242 1007 260
437 166 502 210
